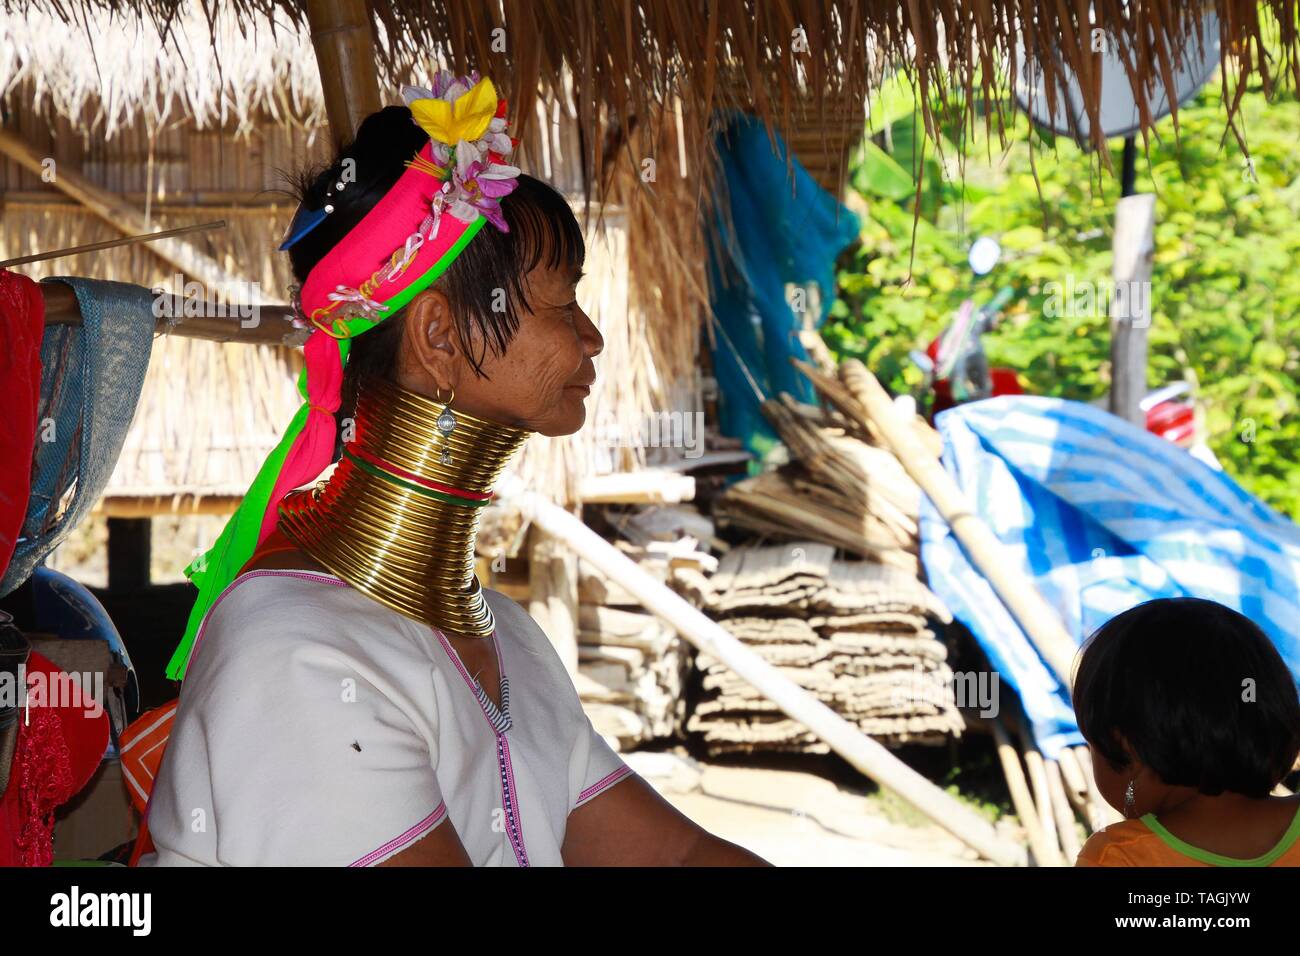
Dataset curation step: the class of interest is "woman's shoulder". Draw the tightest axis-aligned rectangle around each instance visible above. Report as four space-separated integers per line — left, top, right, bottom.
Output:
1076 818 1160 866
482 587 585 695
186 569 427 683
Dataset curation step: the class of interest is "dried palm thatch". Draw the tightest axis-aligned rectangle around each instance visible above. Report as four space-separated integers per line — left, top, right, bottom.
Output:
2 193 698 508
6 0 1298 196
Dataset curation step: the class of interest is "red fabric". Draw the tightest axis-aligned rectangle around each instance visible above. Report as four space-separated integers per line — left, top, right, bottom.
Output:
0 270 46 580
0 650 110 866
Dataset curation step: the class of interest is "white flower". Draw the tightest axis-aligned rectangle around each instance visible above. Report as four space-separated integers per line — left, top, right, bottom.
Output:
448 199 480 223
401 84 435 106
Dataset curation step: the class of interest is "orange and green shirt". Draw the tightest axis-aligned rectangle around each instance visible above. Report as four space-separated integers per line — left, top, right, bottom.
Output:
1077 805 1300 867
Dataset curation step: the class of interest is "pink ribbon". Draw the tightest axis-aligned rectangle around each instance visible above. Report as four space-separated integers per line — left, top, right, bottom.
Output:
257 328 346 544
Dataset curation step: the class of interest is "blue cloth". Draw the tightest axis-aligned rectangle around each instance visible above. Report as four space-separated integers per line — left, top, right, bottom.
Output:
0 278 154 597
706 113 860 463
919 396 1300 758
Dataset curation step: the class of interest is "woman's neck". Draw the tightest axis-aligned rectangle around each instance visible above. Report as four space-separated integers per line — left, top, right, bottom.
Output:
277 374 531 638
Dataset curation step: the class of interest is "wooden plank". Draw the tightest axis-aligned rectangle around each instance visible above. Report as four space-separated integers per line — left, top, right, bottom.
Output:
1109 193 1156 426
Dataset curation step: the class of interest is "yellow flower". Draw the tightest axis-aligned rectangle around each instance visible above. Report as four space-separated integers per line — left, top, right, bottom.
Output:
410 78 499 146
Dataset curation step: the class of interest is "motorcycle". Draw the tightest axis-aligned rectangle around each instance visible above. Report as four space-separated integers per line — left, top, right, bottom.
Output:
909 237 1212 460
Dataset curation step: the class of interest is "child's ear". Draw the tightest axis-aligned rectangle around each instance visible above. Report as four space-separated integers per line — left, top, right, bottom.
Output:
1115 733 1141 769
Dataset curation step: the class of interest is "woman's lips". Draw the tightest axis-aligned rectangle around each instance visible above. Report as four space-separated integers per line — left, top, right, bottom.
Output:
567 383 591 394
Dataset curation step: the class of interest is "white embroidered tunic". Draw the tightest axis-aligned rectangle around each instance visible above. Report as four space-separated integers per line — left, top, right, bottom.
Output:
140 569 634 866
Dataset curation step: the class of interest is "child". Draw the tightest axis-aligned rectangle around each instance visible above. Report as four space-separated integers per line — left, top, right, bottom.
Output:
1073 597 1300 866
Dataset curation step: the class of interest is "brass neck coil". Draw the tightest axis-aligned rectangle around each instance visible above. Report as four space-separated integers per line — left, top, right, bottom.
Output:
277 374 531 637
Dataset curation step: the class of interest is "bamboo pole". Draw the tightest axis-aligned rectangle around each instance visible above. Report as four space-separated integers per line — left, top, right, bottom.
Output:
511 487 1025 866
1074 745 1123 828
0 220 226 269
1057 745 1097 830
1045 759 1083 861
1014 712 1063 865
836 359 1078 687
306 0 383 148
38 281 306 347
990 717 1055 867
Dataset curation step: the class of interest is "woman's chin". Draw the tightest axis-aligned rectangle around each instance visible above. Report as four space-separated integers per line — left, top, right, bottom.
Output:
533 394 588 437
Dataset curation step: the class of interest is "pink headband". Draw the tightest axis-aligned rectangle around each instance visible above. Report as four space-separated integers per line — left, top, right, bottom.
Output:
299 140 487 333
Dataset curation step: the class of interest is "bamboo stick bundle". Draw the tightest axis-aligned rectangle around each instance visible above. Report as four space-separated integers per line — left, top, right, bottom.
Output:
990 717 1056 867
712 469 920 574
1046 759 1084 862
1016 713 1065 866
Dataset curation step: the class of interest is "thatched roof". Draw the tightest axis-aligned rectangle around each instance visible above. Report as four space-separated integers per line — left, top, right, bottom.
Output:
5 1 1298 192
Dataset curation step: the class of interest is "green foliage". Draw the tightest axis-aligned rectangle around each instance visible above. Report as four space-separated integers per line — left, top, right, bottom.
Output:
827 76 1300 518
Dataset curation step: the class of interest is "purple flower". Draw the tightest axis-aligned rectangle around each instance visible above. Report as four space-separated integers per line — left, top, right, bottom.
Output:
450 157 520 231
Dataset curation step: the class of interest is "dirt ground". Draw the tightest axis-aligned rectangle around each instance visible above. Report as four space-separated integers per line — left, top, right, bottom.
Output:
623 751 996 866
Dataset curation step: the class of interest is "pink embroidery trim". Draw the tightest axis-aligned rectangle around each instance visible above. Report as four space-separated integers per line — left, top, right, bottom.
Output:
577 765 634 807
349 802 448 867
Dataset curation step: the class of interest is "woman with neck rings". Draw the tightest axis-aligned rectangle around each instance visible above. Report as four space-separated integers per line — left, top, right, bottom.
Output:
139 74 769 867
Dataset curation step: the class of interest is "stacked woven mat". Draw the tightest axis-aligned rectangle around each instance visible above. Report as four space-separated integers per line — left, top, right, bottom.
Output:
680 541 964 755
574 506 714 747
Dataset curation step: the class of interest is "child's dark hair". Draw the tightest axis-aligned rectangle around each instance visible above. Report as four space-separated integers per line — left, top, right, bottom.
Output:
285 105 584 414
1073 597 1300 798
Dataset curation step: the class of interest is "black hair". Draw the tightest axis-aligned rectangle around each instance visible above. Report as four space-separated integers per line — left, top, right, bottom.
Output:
1073 597 1300 798
285 105 584 415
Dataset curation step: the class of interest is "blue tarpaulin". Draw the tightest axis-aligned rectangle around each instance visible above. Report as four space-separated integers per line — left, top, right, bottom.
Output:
706 113 860 464
919 396 1300 758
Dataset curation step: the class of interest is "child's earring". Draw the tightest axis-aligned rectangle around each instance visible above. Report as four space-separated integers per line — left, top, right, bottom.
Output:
1123 778 1137 818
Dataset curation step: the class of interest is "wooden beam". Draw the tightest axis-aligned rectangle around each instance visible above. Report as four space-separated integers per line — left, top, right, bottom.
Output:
306 0 383 148
93 495 244 518
1109 193 1156 426
39 281 307 348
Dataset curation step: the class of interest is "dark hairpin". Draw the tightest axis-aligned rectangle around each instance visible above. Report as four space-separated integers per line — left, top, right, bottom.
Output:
278 176 346 251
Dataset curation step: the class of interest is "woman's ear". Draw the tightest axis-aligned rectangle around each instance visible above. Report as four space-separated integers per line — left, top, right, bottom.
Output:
399 288 459 394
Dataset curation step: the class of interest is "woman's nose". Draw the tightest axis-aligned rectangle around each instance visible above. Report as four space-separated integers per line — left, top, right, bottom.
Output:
579 307 604 357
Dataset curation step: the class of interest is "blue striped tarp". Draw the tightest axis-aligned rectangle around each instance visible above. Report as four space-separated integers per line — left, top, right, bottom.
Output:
919 396 1300 758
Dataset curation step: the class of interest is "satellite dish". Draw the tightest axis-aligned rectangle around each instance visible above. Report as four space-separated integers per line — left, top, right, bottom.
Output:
968 237 1002 276
1014 9 1220 141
